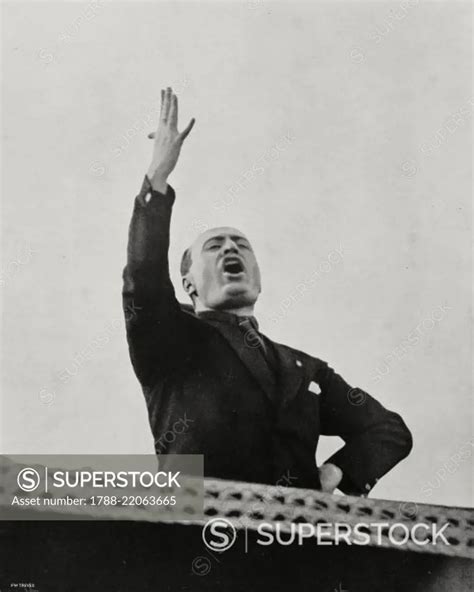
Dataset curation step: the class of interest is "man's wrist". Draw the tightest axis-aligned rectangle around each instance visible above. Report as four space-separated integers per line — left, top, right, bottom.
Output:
147 168 169 194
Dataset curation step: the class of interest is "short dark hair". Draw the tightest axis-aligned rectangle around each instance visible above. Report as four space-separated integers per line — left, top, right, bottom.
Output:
180 247 193 277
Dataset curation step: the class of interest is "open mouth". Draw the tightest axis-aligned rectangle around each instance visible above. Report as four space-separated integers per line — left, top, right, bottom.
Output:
222 258 244 275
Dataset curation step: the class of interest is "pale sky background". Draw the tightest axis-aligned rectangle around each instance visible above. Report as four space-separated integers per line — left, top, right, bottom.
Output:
1 1 472 507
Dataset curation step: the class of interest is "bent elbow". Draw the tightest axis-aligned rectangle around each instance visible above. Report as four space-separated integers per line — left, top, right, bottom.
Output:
394 414 413 460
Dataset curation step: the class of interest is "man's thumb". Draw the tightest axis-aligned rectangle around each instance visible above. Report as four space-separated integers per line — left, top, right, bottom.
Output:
318 463 343 494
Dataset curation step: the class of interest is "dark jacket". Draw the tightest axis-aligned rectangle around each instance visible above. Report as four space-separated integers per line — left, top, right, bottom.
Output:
122 178 413 495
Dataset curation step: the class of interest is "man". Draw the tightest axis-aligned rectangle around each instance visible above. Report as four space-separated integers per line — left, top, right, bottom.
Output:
123 87 412 496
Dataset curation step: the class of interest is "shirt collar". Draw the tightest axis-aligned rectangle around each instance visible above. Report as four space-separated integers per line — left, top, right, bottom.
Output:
196 310 259 332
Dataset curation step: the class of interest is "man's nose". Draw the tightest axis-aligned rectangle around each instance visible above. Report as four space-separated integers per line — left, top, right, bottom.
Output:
222 239 239 254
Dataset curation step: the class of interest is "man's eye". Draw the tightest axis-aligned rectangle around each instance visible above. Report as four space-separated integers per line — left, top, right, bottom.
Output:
207 244 220 250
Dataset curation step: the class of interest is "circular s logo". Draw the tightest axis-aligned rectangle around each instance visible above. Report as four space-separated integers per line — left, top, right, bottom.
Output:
347 387 367 406
17 468 41 492
202 518 237 552
191 556 211 576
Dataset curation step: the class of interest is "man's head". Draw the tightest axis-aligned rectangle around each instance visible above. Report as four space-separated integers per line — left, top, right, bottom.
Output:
180 227 261 313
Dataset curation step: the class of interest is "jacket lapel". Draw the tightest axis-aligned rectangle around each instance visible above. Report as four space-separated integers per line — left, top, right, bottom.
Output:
210 323 276 402
270 341 304 408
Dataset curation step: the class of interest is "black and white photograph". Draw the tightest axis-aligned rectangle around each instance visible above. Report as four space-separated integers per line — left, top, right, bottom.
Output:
0 1 472 590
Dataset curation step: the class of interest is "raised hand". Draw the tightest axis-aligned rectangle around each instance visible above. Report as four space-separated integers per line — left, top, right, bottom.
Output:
146 87 195 193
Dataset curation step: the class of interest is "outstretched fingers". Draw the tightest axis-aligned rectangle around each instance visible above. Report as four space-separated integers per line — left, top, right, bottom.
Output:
148 88 194 140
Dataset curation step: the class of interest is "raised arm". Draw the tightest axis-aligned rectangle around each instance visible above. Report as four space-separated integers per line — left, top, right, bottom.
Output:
122 88 195 388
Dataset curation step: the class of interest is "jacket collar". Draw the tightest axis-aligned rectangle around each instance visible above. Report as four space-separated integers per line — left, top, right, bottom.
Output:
180 304 304 407
196 310 259 332
197 313 275 402
196 309 303 408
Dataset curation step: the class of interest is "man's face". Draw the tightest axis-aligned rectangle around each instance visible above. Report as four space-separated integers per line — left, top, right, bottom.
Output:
184 227 261 310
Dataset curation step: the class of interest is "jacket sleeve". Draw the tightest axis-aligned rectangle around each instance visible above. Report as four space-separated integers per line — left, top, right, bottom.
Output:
122 177 191 388
316 363 413 496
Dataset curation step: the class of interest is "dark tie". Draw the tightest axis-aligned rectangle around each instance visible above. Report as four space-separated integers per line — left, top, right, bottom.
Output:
237 317 269 360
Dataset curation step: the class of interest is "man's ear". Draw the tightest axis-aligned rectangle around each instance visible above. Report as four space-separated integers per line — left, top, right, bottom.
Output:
182 275 197 298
